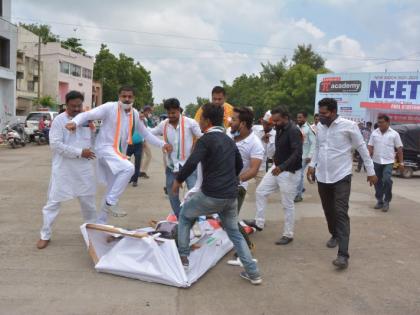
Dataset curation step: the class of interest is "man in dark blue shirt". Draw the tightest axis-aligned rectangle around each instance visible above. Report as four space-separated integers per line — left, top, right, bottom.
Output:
173 103 262 285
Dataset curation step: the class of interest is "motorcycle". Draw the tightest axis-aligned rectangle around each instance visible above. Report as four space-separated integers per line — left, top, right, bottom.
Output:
33 129 49 145
4 124 26 149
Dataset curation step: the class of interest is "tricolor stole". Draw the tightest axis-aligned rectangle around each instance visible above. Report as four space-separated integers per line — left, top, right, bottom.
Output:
163 116 185 161
113 105 134 160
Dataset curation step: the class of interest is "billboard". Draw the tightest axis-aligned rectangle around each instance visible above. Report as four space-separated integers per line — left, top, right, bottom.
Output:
315 72 420 124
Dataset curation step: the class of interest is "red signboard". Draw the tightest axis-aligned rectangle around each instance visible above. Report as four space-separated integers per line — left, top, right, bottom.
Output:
360 102 420 112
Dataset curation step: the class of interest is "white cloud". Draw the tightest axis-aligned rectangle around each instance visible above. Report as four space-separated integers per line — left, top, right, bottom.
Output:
295 18 325 39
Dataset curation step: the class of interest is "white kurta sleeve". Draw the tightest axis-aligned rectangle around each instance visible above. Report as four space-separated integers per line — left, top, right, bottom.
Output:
50 119 83 159
72 103 111 126
350 123 375 176
137 116 165 148
190 119 203 138
309 134 319 168
149 120 164 136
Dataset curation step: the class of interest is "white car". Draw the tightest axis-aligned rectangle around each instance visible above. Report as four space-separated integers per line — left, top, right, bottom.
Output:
25 111 58 136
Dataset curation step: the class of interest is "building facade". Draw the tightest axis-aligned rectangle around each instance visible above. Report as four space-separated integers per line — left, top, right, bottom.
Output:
92 80 102 108
16 26 43 116
0 0 17 129
41 42 94 109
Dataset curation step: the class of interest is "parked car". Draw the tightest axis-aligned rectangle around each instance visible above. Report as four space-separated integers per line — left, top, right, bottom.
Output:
25 111 58 141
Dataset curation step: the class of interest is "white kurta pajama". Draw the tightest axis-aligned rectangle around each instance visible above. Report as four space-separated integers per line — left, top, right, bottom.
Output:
72 102 165 223
40 112 97 241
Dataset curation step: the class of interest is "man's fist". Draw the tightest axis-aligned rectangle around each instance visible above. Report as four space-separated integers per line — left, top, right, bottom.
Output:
307 166 316 184
65 122 77 131
163 143 173 153
81 148 96 160
367 175 378 186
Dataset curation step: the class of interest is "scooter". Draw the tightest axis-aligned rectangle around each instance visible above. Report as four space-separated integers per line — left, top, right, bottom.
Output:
4 125 26 149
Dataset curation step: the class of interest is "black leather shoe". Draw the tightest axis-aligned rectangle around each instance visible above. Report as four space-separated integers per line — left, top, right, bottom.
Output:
275 236 293 245
243 219 263 232
332 256 348 269
374 202 384 209
326 237 338 248
132 182 138 187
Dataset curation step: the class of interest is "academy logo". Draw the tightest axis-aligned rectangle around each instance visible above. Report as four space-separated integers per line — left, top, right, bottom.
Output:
319 78 362 93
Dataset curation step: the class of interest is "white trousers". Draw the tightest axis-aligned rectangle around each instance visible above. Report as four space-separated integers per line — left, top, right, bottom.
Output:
40 195 97 240
255 166 301 237
96 157 134 224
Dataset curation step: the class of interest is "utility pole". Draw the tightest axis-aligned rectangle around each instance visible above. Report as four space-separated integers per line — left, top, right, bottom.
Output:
37 35 41 100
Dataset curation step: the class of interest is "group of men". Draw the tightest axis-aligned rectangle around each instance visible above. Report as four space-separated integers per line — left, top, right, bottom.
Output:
36 85 404 285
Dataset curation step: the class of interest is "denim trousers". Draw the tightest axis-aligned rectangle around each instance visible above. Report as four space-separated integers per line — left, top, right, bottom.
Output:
166 167 197 218
374 163 394 203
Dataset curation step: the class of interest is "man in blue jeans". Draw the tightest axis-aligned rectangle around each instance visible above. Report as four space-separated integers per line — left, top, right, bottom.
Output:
368 114 404 212
173 103 262 285
150 98 202 217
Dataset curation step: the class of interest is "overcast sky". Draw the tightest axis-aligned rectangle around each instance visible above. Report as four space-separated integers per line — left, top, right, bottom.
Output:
12 0 420 105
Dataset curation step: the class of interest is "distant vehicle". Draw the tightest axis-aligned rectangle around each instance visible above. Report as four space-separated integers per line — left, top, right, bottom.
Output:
393 124 420 178
2 123 28 148
25 111 58 141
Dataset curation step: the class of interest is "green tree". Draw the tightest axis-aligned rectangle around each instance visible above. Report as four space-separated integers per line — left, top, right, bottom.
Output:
34 95 59 110
93 44 153 109
292 44 326 71
19 23 59 44
61 37 87 55
184 97 209 117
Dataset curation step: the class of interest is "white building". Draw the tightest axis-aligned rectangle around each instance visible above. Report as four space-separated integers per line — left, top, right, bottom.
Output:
41 42 94 109
16 26 42 116
0 0 17 129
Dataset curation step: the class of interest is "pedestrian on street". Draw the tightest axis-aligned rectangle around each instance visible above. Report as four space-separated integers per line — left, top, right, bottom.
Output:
173 103 262 285
254 106 303 244
368 114 404 212
307 98 378 269
37 91 97 250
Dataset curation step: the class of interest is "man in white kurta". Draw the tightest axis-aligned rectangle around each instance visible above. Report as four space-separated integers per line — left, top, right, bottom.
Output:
66 87 171 221
37 91 97 250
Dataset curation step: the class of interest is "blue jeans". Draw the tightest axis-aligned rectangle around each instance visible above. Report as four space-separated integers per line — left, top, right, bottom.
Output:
296 159 308 198
166 167 197 218
178 191 260 278
374 163 393 204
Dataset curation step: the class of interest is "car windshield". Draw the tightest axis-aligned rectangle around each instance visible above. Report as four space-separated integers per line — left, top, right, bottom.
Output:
26 113 45 121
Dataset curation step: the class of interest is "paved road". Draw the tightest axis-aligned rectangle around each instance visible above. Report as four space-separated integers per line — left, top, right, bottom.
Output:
1 144 420 315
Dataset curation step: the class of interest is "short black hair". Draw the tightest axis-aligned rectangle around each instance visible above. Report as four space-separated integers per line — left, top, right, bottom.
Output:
271 106 290 119
318 98 337 112
314 113 320 118
211 86 226 96
297 111 308 118
163 98 181 111
233 107 254 129
377 114 390 122
118 85 136 95
366 121 373 127
65 90 84 103
201 103 224 127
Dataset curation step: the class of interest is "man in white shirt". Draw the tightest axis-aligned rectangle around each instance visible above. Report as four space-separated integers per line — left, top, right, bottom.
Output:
368 114 404 212
228 107 264 251
150 98 202 218
307 98 377 269
37 91 97 250
66 86 172 221
295 111 316 202
311 113 320 133
251 110 276 186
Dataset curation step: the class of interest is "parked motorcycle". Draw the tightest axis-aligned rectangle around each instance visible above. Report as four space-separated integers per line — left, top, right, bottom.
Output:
33 129 49 145
2 123 28 149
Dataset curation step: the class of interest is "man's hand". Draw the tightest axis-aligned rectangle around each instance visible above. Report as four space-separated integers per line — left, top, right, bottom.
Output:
305 157 311 164
262 133 271 144
81 148 96 160
307 166 315 184
271 166 282 176
65 122 76 131
367 175 378 186
163 143 173 153
172 179 183 195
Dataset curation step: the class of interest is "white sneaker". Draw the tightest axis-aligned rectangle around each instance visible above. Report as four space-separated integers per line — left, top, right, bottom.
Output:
227 257 258 267
240 271 263 285
104 203 127 217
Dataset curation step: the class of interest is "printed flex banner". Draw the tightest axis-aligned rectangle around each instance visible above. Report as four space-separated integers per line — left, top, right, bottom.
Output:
315 72 420 124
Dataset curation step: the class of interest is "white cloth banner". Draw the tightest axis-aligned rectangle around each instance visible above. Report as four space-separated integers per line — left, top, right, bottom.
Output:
80 221 233 287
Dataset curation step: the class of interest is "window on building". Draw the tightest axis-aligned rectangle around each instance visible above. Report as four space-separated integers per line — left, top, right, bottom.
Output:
82 68 92 79
70 64 81 77
60 61 70 74
27 81 35 92
16 72 24 79
0 36 11 68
